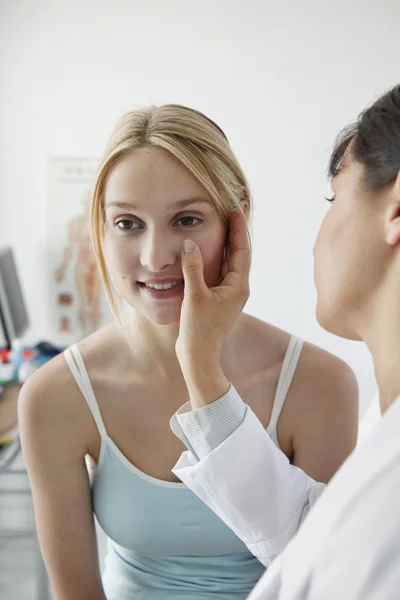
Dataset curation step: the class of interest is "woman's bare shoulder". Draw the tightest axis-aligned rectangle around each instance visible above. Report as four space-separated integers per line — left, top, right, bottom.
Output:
22 322 115 391
286 341 359 481
17 352 90 459
294 340 358 396
239 313 355 379
18 322 122 440
238 314 358 413
238 316 359 480
236 313 293 365
20 351 78 409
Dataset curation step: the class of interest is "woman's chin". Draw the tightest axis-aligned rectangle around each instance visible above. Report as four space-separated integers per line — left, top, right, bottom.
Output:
127 294 182 326
316 303 361 341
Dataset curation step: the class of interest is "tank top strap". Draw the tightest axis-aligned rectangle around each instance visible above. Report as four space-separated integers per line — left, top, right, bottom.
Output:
266 335 304 436
64 344 108 439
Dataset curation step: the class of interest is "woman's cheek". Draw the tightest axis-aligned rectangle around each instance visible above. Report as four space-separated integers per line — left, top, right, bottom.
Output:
196 232 226 287
104 232 135 279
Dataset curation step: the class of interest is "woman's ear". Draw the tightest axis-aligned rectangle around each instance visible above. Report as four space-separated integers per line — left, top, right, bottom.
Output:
385 170 400 246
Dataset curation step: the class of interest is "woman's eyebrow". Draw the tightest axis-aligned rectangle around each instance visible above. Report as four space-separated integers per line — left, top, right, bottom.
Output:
173 196 211 209
105 196 211 211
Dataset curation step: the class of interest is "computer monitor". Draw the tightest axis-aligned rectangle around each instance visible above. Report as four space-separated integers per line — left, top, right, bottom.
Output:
0 247 29 350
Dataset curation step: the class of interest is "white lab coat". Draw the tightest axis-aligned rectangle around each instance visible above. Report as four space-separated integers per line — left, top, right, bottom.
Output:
173 396 400 599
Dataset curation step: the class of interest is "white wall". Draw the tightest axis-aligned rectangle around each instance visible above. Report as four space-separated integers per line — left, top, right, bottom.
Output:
1 0 399 416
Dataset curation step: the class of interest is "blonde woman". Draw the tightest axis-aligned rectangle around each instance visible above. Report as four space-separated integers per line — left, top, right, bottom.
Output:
19 105 357 600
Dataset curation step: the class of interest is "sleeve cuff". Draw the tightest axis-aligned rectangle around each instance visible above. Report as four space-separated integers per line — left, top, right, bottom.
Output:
170 384 247 460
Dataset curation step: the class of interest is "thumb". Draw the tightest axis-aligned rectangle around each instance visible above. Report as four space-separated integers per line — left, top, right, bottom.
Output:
181 239 207 296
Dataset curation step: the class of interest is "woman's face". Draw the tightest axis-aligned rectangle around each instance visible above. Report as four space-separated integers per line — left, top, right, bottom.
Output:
103 148 227 325
313 151 389 340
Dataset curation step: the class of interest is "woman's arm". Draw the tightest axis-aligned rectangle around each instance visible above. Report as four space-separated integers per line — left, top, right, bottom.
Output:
18 365 107 600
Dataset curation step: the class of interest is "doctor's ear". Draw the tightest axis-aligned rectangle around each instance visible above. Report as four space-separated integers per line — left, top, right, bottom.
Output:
385 171 400 246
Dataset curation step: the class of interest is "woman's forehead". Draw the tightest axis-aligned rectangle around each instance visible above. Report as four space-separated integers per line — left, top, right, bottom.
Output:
104 150 211 207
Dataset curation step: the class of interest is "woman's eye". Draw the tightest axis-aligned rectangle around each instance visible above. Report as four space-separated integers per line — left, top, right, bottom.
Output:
176 216 203 227
325 196 335 203
115 219 140 231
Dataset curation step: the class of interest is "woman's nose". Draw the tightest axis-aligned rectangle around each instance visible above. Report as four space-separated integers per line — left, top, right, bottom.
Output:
139 229 179 273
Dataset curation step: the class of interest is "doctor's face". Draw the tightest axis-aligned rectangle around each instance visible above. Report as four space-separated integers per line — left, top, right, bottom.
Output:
313 152 388 340
103 147 227 325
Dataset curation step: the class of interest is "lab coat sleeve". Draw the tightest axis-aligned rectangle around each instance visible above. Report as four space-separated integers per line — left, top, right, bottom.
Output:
172 406 326 567
170 384 246 459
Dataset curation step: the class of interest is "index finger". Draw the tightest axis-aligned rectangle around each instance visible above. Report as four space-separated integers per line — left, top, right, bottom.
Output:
227 210 251 278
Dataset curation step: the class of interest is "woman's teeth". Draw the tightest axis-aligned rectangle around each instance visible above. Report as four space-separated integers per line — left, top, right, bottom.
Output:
144 281 183 290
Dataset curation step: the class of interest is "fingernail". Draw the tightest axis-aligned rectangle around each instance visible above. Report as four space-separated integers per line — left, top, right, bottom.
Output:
184 239 195 253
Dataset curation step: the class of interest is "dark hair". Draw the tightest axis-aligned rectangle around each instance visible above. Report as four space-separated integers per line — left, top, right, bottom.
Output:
328 85 400 190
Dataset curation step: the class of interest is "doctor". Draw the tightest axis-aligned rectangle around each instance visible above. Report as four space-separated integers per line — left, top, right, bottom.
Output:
171 84 400 599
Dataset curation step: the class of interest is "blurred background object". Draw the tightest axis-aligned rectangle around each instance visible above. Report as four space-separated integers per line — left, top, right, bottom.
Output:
0 247 54 599
49 160 110 345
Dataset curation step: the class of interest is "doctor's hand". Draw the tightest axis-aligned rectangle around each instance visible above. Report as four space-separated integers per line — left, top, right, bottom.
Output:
176 210 251 408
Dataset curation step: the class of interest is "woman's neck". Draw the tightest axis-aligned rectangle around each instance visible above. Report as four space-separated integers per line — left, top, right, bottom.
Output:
124 309 241 380
126 311 182 378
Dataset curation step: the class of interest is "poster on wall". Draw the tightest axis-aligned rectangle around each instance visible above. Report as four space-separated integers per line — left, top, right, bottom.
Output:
48 157 111 346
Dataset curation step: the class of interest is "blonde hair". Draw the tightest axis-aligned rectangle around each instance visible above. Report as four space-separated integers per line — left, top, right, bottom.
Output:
90 104 251 325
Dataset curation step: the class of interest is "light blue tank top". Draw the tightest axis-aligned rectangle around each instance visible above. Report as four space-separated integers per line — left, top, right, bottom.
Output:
64 336 303 599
